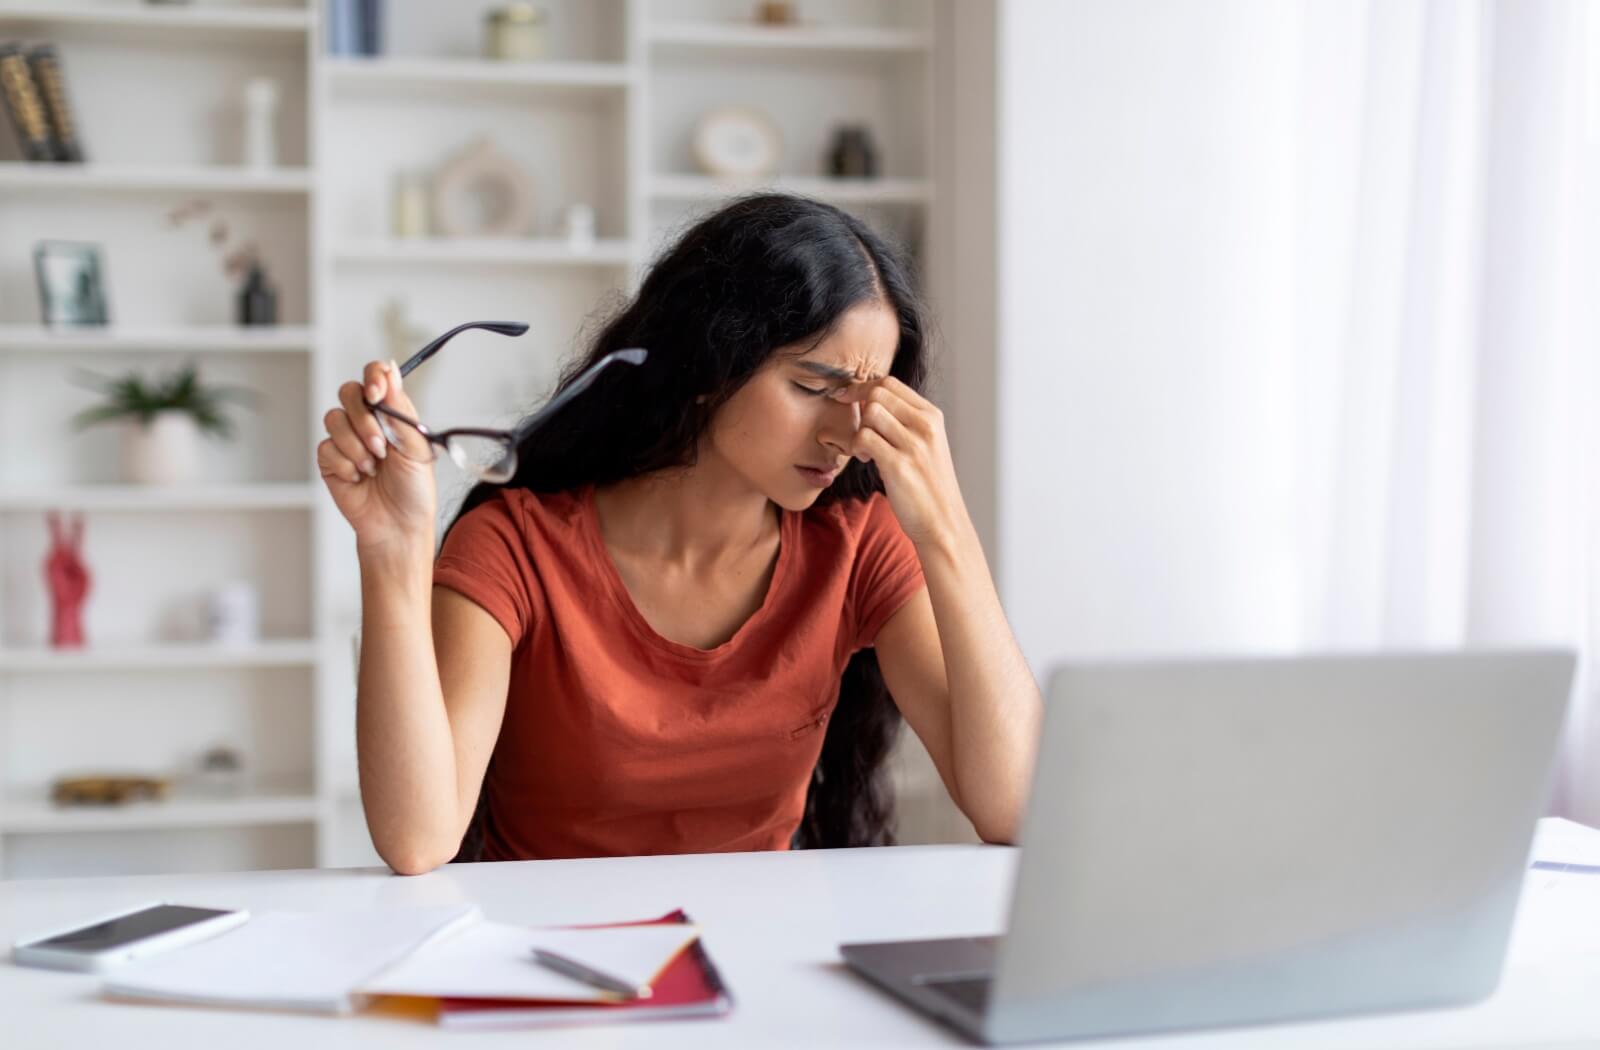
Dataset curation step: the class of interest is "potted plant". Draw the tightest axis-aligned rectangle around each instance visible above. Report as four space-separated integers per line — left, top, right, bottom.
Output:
72 364 257 485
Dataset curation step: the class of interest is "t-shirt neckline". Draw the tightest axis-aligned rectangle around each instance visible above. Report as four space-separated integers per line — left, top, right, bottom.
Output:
579 483 795 662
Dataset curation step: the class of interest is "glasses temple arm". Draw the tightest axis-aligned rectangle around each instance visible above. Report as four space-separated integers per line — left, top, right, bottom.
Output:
397 321 531 378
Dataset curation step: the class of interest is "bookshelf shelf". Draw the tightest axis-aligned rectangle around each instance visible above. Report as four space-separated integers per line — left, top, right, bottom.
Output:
0 4 313 45
0 641 318 672
0 325 314 354
648 22 931 57
0 792 321 833
0 484 319 512
0 163 313 195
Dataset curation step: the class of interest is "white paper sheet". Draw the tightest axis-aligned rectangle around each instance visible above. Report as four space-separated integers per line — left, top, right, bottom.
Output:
101 905 479 1014
360 921 699 1001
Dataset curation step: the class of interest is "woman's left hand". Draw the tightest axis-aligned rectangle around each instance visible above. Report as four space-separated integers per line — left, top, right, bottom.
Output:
838 377 972 550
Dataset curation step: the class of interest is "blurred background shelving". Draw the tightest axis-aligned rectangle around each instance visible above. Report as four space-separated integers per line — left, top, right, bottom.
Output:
0 0 963 879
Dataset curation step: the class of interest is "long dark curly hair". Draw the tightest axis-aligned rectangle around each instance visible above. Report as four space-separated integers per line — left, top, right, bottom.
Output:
444 193 930 858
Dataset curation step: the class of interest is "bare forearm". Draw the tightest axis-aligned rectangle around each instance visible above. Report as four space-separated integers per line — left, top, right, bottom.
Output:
355 542 459 871
918 521 1043 843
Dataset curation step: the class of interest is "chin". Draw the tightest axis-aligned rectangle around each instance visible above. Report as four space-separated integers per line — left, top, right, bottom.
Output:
772 491 821 513
768 480 824 513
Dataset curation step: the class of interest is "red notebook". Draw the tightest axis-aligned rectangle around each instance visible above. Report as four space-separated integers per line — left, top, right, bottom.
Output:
434 910 733 1030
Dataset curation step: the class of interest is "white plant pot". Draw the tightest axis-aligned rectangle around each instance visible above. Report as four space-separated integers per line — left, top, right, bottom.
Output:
123 412 201 485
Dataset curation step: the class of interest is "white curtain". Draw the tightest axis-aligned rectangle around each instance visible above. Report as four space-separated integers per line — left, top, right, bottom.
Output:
1290 0 1600 821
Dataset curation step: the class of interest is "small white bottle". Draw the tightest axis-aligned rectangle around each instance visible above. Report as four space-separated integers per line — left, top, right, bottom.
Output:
243 77 279 169
563 203 596 251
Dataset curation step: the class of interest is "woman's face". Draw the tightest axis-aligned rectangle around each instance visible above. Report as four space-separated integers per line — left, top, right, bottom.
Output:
704 299 900 511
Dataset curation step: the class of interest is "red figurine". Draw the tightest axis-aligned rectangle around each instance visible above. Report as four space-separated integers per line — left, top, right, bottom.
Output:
44 510 90 648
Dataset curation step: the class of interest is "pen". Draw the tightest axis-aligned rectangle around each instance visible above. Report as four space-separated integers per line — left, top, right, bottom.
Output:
530 948 654 1000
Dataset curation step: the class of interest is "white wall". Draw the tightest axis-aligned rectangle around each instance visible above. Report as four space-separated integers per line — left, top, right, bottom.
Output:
995 0 1306 671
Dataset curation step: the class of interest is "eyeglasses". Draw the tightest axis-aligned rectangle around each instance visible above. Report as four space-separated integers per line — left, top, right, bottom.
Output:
365 319 648 484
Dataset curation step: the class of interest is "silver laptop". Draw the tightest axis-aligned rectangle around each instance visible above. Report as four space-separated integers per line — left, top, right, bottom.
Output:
842 650 1574 1044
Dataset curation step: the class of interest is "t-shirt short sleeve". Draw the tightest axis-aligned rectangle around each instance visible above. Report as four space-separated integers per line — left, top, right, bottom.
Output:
848 495 927 651
433 491 543 647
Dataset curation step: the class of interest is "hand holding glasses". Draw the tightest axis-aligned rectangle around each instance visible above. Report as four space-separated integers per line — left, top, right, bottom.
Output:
362 320 648 484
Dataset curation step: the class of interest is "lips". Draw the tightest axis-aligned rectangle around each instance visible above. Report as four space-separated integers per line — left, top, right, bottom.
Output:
796 464 840 486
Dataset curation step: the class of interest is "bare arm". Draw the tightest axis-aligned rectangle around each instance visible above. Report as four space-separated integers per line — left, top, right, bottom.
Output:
844 376 1043 844
355 544 511 874
876 534 1042 844
321 358 513 875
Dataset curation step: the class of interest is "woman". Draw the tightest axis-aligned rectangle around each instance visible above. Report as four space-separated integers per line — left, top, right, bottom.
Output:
318 195 1041 875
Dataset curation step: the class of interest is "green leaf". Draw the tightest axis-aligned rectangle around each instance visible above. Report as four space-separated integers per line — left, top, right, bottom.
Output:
70 362 258 437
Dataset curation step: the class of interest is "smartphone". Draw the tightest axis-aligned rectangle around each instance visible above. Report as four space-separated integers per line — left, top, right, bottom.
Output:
12 902 249 973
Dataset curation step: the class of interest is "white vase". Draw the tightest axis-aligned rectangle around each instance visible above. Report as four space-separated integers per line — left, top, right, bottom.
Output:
123 412 201 485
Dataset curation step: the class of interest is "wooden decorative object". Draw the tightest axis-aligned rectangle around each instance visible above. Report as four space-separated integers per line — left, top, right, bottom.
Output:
430 138 535 238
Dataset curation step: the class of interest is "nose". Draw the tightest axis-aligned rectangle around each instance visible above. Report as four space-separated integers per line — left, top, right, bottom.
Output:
816 397 861 459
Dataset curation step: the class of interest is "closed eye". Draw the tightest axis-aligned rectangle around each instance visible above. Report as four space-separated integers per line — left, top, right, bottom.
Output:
792 382 832 397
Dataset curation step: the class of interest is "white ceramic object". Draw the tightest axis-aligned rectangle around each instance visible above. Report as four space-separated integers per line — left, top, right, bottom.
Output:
122 411 200 485
243 77 279 169
562 203 596 250
392 171 430 237
206 581 260 644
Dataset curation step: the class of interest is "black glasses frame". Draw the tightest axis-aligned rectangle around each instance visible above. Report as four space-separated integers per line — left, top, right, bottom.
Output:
363 319 648 483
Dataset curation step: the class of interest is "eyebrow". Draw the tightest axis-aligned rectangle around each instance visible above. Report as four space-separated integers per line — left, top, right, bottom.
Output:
795 361 878 383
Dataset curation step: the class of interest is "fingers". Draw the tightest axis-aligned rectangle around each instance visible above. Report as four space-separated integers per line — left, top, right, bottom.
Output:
858 393 914 452
317 437 363 486
335 380 388 463
323 406 378 478
364 358 418 417
851 424 895 466
320 360 415 488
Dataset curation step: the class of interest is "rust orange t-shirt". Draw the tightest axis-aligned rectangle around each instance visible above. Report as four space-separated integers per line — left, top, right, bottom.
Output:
431 484 926 861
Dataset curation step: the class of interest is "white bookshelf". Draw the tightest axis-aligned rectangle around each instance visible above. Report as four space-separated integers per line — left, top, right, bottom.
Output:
648 173 932 204
0 641 318 672
0 162 313 195
332 237 633 267
647 21 931 54
0 324 315 354
0 0 949 878
0 4 313 40
0 792 321 834
0 484 319 512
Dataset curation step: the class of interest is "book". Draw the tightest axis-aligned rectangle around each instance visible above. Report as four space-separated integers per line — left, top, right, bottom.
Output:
0 43 54 162
28 45 85 162
431 910 734 1030
101 905 480 1014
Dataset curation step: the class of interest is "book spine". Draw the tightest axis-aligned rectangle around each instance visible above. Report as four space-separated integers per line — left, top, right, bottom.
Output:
326 0 356 57
356 0 383 56
0 43 55 161
28 45 84 163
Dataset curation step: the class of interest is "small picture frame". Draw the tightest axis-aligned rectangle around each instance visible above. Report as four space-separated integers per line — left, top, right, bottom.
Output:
33 240 109 327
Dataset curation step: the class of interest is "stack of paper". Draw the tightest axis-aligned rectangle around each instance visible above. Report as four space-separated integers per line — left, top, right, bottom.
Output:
423 911 734 1030
101 905 479 1014
96 903 731 1030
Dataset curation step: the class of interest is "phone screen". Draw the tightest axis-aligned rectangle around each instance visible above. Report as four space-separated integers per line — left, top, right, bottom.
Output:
30 905 234 952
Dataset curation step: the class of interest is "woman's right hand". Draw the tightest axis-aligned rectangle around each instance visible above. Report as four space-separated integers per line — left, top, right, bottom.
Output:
318 360 438 553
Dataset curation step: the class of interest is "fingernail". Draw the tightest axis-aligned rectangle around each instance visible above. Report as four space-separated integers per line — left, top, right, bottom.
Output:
348 467 363 484
389 360 402 388
361 459 377 477
367 383 381 401
368 435 387 459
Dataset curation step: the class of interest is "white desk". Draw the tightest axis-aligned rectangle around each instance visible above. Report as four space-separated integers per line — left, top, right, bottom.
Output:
3 818 1599 1049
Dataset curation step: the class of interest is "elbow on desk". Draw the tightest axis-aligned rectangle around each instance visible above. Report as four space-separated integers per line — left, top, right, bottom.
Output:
377 838 455 876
